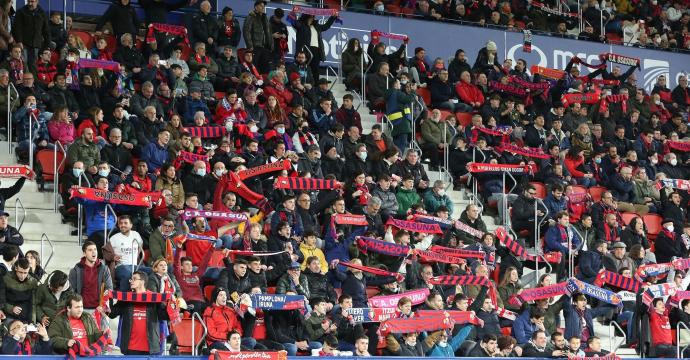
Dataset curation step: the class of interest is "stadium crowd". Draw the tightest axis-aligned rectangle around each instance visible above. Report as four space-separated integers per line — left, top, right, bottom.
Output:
0 0 688 357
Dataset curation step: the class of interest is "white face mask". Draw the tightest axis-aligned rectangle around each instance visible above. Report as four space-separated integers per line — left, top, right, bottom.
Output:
250 125 258 133
225 121 233 130
670 158 678 166
215 169 225 177
358 152 367 161
666 224 675 233
196 169 206 177
655 100 661 105
375 3 384 11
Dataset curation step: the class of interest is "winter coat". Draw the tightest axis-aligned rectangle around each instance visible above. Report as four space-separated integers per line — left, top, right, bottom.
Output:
336 270 396 308
371 185 399 217
420 119 453 145
96 1 140 38
192 12 219 45
276 273 310 298
12 5 50 49
109 294 169 354
35 283 73 321
265 310 309 343
455 81 484 105
577 250 603 283
609 174 636 203
47 120 75 144
217 18 242 48
68 258 113 304
396 188 421 216
457 210 487 244
655 229 685 264
154 177 184 207
216 267 252 296
140 141 168 171
242 10 272 50
386 330 442 356
512 309 540 345
545 224 581 254
1 334 51 355
423 189 454 216
1 271 38 323
603 254 636 273
303 269 336 303
48 311 102 352
66 139 100 168
203 304 242 345
294 16 337 60
366 72 392 101
385 88 414 137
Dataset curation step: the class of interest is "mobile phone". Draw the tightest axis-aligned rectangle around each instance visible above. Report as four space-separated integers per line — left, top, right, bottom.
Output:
158 60 167 66
26 324 37 332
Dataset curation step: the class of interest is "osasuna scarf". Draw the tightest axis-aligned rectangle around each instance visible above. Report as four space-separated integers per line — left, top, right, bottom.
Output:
414 249 467 265
454 218 487 239
495 227 536 261
510 76 551 91
357 236 410 257
531 65 566 80
225 250 286 257
185 233 217 242
476 125 514 137
594 271 642 293
570 354 622 360
417 310 483 325
578 77 620 87
600 53 640 67
641 283 677 306
599 94 628 114
566 278 623 306
466 162 533 174
345 307 398 323
634 262 674 282
146 23 189 45
573 56 607 70
250 294 306 310
668 290 690 308
673 258 690 271
109 291 180 325
667 140 690 152
413 214 454 230
238 159 292 181
67 330 111 360
496 143 551 159
274 176 341 190
176 150 208 165
429 245 485 259
183 126 227 138
213 351 288 360
386 218 443 234
531 1 578 17
656 178 690 191
511 282 568 307
490 81 528 97
78 58 120 72
496 307 517 320
0 165 33 178
561 92 600 108
334 213 368 226
180 209 248 222
70 187 155 207
340 261 399 278
369 288 430 308
371 30 408 42
291 5 340 17
380 313 453 334
428 275 490 286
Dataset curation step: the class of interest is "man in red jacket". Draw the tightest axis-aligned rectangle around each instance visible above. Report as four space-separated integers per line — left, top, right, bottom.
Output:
455 71 484 109
202 286 264 351
649 298 676 357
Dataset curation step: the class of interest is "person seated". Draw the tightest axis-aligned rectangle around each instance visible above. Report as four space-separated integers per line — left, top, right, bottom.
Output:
1 320 51 354
35 270 72 326
2 258 39 324
468 334 499 357
203 286 262 350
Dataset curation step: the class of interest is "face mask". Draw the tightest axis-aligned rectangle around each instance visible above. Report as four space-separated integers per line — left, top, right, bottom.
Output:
98 169 110 177
358 152 367 161
437 340 448 347
375 3 384 11
196 169 206 177
67 55 76 62
225 121 233 131
215 169 225 177
666 224 675 233
400 80 408 86
594 158 602 164
437 189 445 196
276 127 285 135
652 0 657 4
250 125 258 133
670 159 678 166
655 100 661 105
73 168 83 177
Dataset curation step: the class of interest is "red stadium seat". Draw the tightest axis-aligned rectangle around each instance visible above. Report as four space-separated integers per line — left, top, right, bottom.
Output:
366 287 380 298
642 213 663 241
588 186 607 202
438 110 454 121
171 316 206 354
71 30 94 49
456 112 473 127
36 149 65 190
571 185 587 194
620 212 639 226
203 285 215 302
416 87 431 106
529 181 547 199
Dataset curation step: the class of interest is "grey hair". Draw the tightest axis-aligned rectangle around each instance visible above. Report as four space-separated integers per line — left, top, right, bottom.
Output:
367 197 382 207
433 180 445 189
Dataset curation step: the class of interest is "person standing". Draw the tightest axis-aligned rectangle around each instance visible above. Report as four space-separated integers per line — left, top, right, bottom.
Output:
294 14 337 84
243 0 273 73
48 294 104 354
104 215 146 291
12 0 51 69
68 241 113 331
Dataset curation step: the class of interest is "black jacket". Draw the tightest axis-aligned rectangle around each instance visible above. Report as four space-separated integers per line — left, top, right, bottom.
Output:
192 12 219 45
216 265 252 296
100 143 133 174
655 230 686 264
294 16 337 60
12 5 50 49
96 1 140 38
521 342 551 357
217 18 242 48
217 56 240 80
0 177 25 211
182 173 213 205
109 296 169 354
48 87 79 113
113 45 144 71
139 0 188 25
1 335 51 355
303 269 337 303
265 309 309 343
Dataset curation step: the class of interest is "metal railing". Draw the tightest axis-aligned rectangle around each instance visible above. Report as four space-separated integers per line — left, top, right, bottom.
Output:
352 89 364 111
304 46 314 67
76 172 92 243
567 225 585 278
678 322 690 358
325 66 340 91
14 198 25 232
104 204 117 243
6 83 17 154
337 29 348 81
40 233 55 273
408 97 423 154
53 141 66 212
380 114 393 136
608 320 626 354
468 146 487 204
439 121 452 186
361 52 374 106
27 111 34 171
534 198 549 281
191 312 208 356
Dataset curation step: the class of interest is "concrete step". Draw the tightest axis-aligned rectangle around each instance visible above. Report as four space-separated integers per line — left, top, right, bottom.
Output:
21 240 82 276
6 208 65 224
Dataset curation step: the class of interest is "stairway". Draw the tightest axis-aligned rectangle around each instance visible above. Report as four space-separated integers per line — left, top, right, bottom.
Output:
0 142 81 278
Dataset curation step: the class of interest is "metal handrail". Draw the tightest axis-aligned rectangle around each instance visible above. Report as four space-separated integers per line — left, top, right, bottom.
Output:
40 233 55 273
104 204 117 243
6 83 16 154
325 66 340 91
352 90 363 112
440 121 452 186
361 52 374 106
467 192 484 216
567 225 585 278
304 46 314 67
380 114 393 136
53 141 66 212
191 312 208 356
499 170 518 229
14 198 25 232
678 322 690 358
608 320 626 353
534 198 549 281
28 111 34 171
337 29 348 81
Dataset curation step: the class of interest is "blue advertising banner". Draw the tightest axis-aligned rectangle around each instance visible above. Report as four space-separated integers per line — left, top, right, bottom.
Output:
37 0 689 93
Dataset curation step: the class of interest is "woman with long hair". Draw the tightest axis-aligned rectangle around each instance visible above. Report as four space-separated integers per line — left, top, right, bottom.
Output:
341 38 367 91
62 33 91 59
264 95 287 130
25 250 45 281
47 106 75 144
621 216 650 250
564 146 596 187
497 266 523 314
345 171 371 213
154 163 185 209
294 13 338 84
164 113 184 141
77 107 108 148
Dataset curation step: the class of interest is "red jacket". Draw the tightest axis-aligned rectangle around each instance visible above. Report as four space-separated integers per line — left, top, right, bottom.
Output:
649 307 672 346
174 244 212 302
564 155 586 178
203 304 243 345
455 81 484 107
215 99 248 125
263 80 293 109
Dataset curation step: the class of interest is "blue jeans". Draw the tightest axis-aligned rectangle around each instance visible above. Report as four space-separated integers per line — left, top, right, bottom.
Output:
282 341 322 356
617 311 634 339
115 265 151 291
216 235 234 249
576 176 597 188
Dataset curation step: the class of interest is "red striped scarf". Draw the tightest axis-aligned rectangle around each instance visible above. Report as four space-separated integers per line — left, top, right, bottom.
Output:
386 218 443 234
334 214 368 226
146 23 189 45
561 92 600 109
495 143 551 159
428 275 490 286
67 330 111 360
495 227 536 261
379 314 453 334
356 237 410 257
667 140 690 152
414 249 467 265
183 126 227 138
594 271 642 292
340 261 400 280
416 310 482 325
490 81 528 97
573 56 607 69
571 353 622 360
530 65 566 80
238 160 291 181
466 162 534 174
510 76 550 91
225 250 286 257
109 291 180 326
428 245 485 259
371 30 408 42
599 94 628 114
69 187 155 207
274 176 341 190
512 282 568 306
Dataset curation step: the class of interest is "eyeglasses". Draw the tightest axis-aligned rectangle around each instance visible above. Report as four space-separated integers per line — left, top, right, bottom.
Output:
129 277 142 282
528 191 537 195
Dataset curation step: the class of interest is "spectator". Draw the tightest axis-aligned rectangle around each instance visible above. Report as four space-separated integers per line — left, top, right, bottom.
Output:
656 217 686 264
203 286 261 350
649 298 675 358
104 215 145 291
141 129 170 172
468 333 499 357
48 293 102 354
66 128 100 173
242 0 272 73
512 307 546 345
577 240 606 283
95 0 139 39
2 258 38 324
35 270 71 325
603 241 635 273
423 180 453 217
13 0 50 66
2 319 50 354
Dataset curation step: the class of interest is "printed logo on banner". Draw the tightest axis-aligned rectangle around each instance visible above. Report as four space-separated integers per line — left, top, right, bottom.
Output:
643 59 670 93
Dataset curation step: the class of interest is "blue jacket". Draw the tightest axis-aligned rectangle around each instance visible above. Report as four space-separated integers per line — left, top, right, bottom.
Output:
543 193 567 220
545 225 582 254
577 250 603 283
76 198 117 235
183 97 212 125
270 206 304 237
140 141 168 171
512 309 539 345
428 324 472 357
562 296 597 341
609 174 635 203
325 223 365 264
310 108 336 136
335 265 396 308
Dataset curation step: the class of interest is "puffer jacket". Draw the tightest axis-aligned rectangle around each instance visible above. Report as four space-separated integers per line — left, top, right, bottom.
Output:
498 282 523 312
48 311 102 353
420 118 453 146
2 271 38 323
303 269 336 303
275 273 310 298
242 10 272 50
35 283 74 321
396 187 421 216
154 177 184 208
371 185 398 217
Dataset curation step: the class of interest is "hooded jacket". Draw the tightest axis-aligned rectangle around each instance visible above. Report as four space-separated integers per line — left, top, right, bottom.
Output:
48 310 102 352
